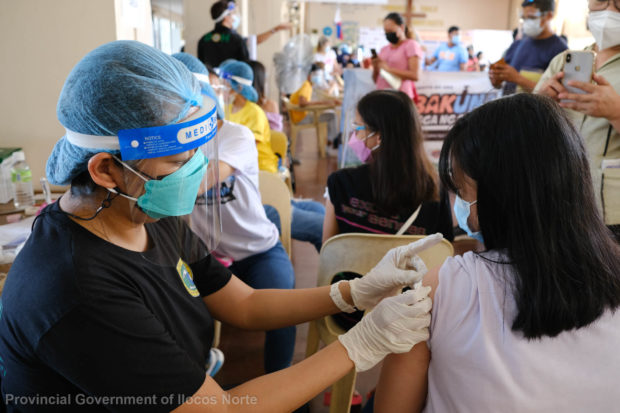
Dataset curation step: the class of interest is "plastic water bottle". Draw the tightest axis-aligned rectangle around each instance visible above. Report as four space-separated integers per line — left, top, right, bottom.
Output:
11 152 34 209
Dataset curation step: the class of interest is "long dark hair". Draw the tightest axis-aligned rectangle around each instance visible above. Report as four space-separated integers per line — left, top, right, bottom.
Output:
357 90 438 216
439 93 620 339
384 12 412 39
247 60 266 104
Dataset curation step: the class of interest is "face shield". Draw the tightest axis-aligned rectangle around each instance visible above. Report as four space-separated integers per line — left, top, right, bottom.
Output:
210 68 233 120
68 96 221 266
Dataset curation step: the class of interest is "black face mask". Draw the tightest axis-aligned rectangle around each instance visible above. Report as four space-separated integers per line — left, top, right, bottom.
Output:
385 32 399 44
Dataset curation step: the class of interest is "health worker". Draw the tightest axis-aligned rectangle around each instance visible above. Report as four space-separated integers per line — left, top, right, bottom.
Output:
0 40 435 413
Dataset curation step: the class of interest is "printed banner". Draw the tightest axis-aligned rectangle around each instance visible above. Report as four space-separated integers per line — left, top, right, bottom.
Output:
415 72 500 140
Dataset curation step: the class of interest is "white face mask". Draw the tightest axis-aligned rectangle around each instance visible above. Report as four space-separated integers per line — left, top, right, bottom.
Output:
522 18 544 38
588 11 620 50
231 14 241 30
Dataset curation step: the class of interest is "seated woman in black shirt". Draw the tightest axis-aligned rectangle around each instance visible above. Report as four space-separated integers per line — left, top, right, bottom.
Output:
323 90 454 242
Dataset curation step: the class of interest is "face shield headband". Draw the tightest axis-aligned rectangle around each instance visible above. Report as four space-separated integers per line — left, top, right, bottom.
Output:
64 99 217 160
214 2 235 23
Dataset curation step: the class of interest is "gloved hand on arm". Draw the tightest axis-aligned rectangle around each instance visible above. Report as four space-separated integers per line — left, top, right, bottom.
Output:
348 233 443 311
338 286 432 372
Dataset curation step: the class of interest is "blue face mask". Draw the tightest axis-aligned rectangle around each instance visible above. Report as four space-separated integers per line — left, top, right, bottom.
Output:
454 195 484 244
110 150 208 219
451 34 461 44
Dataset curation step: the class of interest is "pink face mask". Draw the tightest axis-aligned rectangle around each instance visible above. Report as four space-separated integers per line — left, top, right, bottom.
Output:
347 130 377 163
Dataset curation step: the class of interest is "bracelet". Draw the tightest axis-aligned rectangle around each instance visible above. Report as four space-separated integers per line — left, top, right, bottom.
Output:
330 281 356 313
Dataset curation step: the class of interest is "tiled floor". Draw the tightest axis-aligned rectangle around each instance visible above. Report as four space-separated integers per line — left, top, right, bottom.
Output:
214 127 478 412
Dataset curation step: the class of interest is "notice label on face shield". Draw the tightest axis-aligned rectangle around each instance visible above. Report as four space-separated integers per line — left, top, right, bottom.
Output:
118 103 217 160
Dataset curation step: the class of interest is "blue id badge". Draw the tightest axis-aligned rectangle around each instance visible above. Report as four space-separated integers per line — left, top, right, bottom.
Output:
117 104 217 160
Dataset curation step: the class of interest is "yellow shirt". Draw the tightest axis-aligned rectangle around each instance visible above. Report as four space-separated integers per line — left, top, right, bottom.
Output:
227 100 278 173
290 80 313 124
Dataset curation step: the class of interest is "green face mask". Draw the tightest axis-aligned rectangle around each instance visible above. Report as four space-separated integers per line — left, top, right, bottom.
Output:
110 150 208 219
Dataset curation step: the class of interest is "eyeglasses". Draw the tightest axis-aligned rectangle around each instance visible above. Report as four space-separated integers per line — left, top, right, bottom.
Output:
589 0 620 11
519 11 547 20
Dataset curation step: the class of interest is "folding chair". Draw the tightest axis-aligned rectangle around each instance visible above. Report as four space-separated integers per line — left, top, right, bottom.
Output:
305 233 454 413
258 170 292 258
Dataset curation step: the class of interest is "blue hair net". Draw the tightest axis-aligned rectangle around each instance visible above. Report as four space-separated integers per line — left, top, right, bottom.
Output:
219 60 258 103
47 40 202 186
172 52 225 120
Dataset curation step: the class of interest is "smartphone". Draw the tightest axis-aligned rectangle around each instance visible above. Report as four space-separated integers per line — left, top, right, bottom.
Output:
371 48 378 59
562 51 594 98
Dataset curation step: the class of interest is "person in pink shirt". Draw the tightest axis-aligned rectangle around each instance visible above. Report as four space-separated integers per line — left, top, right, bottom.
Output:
372 12 424 102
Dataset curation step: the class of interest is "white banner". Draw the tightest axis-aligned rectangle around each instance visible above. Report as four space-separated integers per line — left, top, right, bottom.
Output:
415 72 500 140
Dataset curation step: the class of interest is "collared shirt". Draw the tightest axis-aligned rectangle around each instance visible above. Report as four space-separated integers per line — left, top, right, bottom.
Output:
535 45 620 224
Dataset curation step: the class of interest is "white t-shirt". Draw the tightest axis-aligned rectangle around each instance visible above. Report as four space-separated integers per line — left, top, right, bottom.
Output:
425 251 620 412
191 121 279 261
314 49 338 79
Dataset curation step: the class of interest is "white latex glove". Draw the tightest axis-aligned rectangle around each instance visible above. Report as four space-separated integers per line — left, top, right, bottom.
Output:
349 233 443 310
338 286 432 372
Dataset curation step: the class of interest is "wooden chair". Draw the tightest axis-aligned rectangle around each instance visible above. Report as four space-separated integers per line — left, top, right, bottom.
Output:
305 233 454 413
282 96 332 158
258 170 292 258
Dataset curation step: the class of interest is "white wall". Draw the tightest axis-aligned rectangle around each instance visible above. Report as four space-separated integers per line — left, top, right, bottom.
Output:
184 0 219 57
305 0 513 37
115 0 155 46
183 0 289 100
0 1 117 191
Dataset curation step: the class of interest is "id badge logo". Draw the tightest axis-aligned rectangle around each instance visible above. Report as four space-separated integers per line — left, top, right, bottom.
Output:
176 258 200 297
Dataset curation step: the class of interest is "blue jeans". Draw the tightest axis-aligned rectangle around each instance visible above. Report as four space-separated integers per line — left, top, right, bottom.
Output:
264 200 325 253
229 241 295 373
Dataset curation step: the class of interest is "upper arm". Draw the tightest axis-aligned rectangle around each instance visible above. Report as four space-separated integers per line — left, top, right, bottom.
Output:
373 266 440 413
202 275 255 329
408 56 420 77
322 198 339 243
263 99 278 114
218 161 234 184
374 343 430 413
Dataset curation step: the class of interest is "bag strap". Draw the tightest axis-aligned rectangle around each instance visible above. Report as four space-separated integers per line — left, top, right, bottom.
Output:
396 203 423 236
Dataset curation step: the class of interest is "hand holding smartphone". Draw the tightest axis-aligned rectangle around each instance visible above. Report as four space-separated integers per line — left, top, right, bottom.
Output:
562 51 594 100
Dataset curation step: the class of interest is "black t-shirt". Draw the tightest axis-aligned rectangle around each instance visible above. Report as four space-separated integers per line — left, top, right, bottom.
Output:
198 25 249 68
0 201 232 412
327 164 454 240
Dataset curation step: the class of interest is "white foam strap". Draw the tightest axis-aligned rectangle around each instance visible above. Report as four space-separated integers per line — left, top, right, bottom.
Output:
65 130 120 150
193 72 211 85
64 97 211 150
229 75 253 87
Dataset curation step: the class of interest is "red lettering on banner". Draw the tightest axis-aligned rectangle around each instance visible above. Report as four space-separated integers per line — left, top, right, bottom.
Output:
426 95 440 114
438 95 456 114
